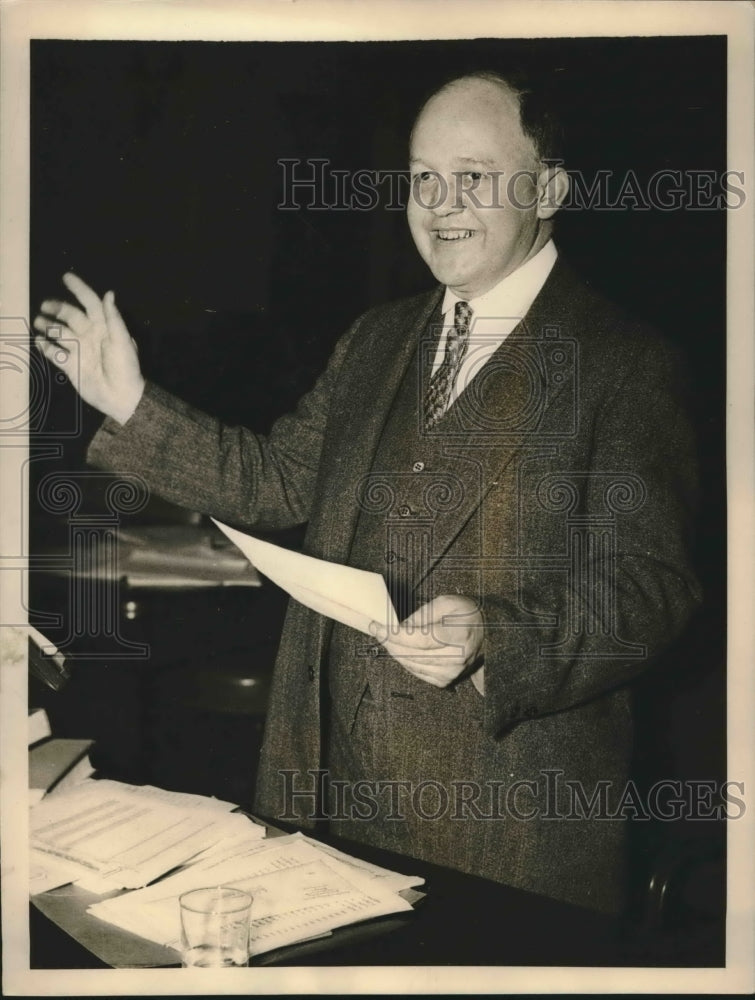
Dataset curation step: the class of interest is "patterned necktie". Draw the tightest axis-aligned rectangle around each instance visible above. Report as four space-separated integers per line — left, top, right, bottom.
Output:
424 299 473 430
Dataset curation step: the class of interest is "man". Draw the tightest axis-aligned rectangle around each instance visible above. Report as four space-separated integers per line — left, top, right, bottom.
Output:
34 72 700 914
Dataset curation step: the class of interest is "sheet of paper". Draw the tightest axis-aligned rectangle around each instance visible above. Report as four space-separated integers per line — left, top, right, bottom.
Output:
181 831 417 899
74 818 269 895
87 778 241 813
29 848 90 894
298 833 425 891
30 780 254 889
88 835 413 957
211 519 398 635
44 753 96 797
181 826 270 868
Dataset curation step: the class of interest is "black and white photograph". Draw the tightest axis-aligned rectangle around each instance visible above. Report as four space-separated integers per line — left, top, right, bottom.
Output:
1 0 753 994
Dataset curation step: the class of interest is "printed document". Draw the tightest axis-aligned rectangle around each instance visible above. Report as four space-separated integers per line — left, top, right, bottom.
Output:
89 832 416 957
30 778 257 890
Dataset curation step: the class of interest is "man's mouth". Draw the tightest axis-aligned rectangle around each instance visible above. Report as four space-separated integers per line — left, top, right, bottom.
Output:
434 229 476 241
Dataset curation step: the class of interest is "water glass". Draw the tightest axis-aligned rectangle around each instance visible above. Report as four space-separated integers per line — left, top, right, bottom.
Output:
179 886 253 968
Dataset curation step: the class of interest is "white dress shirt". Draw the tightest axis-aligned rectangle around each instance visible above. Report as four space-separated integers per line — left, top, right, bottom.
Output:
433 239 558 409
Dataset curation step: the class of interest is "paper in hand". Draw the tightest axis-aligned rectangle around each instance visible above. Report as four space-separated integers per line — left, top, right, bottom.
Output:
211 519 398 635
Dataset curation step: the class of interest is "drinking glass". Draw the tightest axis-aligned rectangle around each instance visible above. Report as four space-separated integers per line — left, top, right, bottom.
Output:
179 886 252 968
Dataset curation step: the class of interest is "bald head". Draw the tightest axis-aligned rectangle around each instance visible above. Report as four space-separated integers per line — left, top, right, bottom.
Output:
412 70 564 165
412 76 542 173
406 73 569 298
414 76 525 154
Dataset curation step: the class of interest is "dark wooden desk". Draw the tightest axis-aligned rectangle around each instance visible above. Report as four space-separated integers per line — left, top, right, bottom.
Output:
31 824 622 968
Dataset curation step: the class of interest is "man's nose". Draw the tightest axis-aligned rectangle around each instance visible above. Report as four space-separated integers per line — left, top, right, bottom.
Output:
430 174 465 215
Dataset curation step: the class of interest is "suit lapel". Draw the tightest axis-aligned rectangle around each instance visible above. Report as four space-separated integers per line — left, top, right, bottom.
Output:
315 260 588 594
320 288 444 565
416 260 584 585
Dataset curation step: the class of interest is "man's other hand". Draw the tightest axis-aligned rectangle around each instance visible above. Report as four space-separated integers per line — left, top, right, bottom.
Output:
34 272 145 425
370 594 484 690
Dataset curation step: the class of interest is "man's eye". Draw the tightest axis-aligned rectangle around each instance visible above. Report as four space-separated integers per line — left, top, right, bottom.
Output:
462 171 484 183
414 171 434 183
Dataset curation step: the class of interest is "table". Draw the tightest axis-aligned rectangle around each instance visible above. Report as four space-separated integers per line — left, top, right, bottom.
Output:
30 822 623 968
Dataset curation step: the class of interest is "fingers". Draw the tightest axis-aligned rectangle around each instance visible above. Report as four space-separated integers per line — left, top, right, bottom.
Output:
62 272 104 317
33 314 65 338
372 594 484 690
383 640 454 663
369 621 388 643
34 335 71 371
399 657 463 687
37 299 90 336
403 604 434 628
399 599 480 640
371 619 439 646
36 277 125 345
393 619 469 650
398 652 460 671
102 290 129 339
382 629 478 688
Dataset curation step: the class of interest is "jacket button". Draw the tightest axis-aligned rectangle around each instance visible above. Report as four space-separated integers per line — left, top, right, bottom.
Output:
412 461 425 472
307 665 315 681
398 504 411 517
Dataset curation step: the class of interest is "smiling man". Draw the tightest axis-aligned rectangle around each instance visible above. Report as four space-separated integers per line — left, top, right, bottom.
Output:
407 74 567 297
35 71 700 915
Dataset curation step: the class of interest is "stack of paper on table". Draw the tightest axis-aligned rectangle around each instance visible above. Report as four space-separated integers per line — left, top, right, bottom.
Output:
30 778 425 958
88 829 424 958
30 778 258 893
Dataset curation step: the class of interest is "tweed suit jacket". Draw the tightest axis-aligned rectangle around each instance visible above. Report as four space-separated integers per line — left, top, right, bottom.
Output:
88 258 701 913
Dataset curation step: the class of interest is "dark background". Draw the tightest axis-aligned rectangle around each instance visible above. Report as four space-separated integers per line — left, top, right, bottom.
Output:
29 37 727 960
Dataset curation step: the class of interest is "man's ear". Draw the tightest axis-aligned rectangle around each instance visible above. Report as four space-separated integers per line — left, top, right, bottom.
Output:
535 164 570 220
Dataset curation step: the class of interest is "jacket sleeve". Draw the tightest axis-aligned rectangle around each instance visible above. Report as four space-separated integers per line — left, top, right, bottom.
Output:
477 334 703 737
86 317 364 531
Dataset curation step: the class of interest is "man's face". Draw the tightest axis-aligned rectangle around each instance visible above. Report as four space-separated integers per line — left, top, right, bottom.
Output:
407 79 544 299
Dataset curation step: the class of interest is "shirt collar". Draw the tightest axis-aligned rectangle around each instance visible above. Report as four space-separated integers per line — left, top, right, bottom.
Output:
441 239 558 319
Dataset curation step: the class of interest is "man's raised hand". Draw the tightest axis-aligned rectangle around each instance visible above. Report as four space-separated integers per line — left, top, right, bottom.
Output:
34 273 145 425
